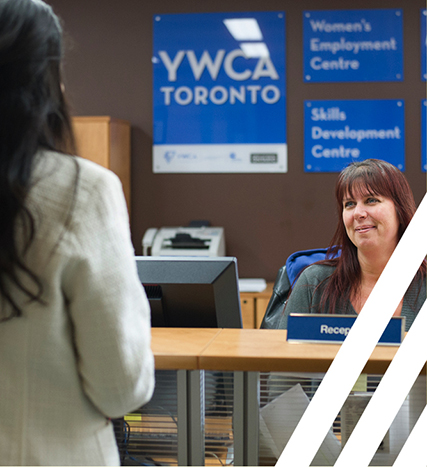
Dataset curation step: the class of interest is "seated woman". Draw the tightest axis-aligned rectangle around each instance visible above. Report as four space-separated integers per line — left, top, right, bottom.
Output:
278 158 426 332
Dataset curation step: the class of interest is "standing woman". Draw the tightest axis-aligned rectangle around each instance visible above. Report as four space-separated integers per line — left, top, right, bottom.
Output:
0 0 154 465
278 159 426 331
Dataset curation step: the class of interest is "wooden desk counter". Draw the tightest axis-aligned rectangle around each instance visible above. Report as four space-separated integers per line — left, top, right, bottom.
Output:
151 327 221 370
151 328 401 374
199 329 342 373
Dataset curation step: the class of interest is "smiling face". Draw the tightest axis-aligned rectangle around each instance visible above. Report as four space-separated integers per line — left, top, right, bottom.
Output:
342 189 400 255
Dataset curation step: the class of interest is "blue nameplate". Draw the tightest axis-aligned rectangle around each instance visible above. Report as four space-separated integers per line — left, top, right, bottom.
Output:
287 314 405 345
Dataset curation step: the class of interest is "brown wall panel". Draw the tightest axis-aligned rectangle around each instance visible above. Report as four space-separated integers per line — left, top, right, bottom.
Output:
48 0 426 280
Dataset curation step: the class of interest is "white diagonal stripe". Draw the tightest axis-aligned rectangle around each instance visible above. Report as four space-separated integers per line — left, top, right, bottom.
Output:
335 300 427 466
393 405 427 467
276 193 427 467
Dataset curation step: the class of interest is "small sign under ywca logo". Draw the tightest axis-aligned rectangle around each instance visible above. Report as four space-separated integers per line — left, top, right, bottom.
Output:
250 153 278 163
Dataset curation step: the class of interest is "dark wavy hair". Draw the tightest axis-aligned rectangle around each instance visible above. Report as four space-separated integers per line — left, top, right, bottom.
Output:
318 158 426 313
0 0 75 320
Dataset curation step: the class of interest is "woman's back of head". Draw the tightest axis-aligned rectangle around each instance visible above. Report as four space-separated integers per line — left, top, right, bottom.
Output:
0 0 71 154
0 0 75 320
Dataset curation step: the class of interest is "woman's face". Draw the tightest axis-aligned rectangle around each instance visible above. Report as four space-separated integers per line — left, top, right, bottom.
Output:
342 188 400 255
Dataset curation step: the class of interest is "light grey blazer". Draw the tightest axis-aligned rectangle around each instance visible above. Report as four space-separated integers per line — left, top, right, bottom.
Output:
0 151 154 465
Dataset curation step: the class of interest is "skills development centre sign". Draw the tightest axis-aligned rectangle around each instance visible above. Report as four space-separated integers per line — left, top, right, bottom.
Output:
304 100 405 172
152 12 286 173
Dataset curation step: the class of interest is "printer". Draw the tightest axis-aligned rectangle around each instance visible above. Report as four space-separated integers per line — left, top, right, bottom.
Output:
142 226 226 257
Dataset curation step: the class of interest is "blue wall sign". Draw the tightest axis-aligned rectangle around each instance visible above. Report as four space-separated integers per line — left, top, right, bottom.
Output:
304 99 405 172
152 12 286 173
287 314 404 345
303 9 403 83
422 10 427 81
422 100 427 172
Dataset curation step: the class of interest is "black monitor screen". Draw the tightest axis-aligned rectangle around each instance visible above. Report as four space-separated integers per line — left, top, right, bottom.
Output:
135 256 242 328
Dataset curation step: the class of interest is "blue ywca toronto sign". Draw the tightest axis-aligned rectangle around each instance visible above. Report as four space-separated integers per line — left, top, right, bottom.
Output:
152 12 286 173
304 99 405 172
303 9 403 83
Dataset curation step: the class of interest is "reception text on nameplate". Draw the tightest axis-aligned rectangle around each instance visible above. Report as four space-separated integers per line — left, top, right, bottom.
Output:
287 314 404 345
303 9 403 83
304 99 405 172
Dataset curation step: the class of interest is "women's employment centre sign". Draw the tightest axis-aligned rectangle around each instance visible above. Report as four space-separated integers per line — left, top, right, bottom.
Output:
303 9 403 82
152 12 286 173
304 100 405 172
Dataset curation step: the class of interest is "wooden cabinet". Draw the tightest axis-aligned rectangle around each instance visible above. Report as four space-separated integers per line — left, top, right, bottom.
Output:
72 116 131 213
239 283 273 329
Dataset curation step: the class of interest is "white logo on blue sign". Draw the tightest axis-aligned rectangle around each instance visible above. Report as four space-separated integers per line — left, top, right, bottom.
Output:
152 12 287 173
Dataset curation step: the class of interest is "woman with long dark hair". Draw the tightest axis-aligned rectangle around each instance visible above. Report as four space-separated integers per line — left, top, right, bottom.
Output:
0 0 154 464
278 159 426 331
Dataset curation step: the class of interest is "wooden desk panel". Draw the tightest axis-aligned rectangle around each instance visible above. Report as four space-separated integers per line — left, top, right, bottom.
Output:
199 329 344 373
151 327 221 370
239 298 256 328
239 283 273 302
201 329 410 374
240 282 273 328
255 295 272 328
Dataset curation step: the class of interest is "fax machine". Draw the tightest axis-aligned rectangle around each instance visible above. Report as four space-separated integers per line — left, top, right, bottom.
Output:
142 226 226 257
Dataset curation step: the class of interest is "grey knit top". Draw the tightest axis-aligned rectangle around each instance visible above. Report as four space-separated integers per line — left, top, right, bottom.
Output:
277 264 426 332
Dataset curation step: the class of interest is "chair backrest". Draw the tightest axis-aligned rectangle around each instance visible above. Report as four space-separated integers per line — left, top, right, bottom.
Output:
285 248 333 286
260 248 338 329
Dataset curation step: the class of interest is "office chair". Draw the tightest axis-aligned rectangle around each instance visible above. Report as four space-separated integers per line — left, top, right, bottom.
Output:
260 248 338 329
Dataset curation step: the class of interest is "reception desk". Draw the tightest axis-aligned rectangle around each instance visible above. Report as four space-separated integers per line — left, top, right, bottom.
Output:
139 328 425 466
151 327 402 374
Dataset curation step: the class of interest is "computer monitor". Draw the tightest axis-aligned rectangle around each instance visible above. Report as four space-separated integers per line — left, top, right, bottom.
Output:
135 256 242 328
